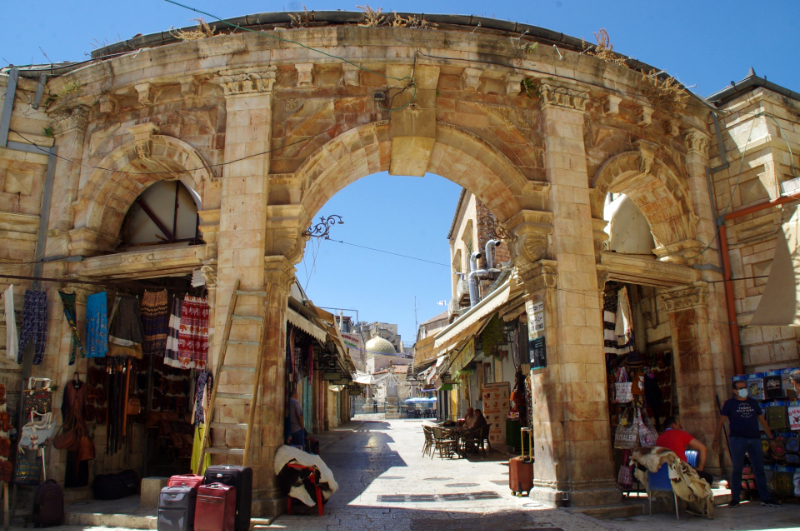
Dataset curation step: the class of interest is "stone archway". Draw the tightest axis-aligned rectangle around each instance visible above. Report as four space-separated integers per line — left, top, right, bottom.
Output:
589 141 701 263
69 123 217 255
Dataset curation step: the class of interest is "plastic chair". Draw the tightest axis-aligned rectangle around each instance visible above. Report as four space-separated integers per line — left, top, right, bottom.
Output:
647 463 679 520
285 463 324 516
685 450 698 468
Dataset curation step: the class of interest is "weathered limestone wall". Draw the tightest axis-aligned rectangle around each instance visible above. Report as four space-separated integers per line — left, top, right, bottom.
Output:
712 89 800 373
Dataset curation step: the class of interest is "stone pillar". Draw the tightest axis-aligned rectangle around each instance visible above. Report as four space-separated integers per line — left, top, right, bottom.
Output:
662 283 722 470
212 67 281 514
526 83 619 507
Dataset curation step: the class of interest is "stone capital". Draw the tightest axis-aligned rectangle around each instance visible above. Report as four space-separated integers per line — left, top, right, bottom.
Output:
516 259 559 293
505 73 524 96
683 128 710 158
218 67 277 96
604 94 623 116
127 122 160 160
342 63 360 86
295 63 314 88
134 83 156 106
264 255 297 296
49 105 90 137
596 267 610 292
661 283 708 312
634 139 658 176
539 83 589 111
200 262 217 289
462 68 482 91
652 238 704 265
98 94 118 115
637 104 654 126
505 210 554 266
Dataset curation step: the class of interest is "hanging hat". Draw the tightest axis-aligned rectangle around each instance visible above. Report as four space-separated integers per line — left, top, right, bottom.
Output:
626 350 644 366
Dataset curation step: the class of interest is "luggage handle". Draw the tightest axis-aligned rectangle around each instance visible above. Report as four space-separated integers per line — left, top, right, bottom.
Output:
520 427 533 463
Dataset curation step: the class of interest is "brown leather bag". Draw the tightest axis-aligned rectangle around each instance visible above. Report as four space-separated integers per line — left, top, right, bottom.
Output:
126 398 142 416
77 434 95 461
52 408 81 452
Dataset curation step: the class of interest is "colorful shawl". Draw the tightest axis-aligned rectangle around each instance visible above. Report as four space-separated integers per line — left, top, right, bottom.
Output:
177 295 209 370
141 290 169 356
86 292 108 358
58 291 83 365
194 371 213 426
164 297 183 368
18 290 47 365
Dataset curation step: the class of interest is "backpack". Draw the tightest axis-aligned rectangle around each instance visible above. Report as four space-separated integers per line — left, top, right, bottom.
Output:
33 479 64 527
92 470 139 500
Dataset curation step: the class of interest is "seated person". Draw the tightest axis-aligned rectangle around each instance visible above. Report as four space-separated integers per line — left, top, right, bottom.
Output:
472 409 488 430
655 416 713 485
461 407 475 428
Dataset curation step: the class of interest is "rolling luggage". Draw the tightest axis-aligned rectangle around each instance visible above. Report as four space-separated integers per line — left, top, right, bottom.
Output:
509 427 534 496
195 483 236 531
157 485 197 531
32 479 64 527
168 474 204 489
202 466 252 531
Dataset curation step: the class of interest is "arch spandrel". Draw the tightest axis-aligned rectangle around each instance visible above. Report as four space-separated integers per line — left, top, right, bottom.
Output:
70 125 217 255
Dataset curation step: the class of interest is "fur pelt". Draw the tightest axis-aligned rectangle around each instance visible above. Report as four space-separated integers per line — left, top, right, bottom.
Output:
631 446 714 518
274 445 338 507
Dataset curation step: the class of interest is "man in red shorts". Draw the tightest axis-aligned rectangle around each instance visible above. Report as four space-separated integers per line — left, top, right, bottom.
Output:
655 416 713 485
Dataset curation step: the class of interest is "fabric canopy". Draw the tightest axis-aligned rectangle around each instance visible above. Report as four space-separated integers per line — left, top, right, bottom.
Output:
286 307 329 342
750 205 800 326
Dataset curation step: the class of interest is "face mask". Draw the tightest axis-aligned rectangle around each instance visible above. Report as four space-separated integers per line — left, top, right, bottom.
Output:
737 389 748 398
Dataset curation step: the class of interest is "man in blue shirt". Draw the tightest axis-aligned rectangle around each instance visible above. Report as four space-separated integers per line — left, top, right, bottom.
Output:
712 380 778 507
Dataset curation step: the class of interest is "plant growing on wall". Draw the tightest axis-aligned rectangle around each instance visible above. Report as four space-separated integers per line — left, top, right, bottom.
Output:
357 5 385 27
171 18 216 41
582 29 627 66
289 6 314 28
640 69 689 114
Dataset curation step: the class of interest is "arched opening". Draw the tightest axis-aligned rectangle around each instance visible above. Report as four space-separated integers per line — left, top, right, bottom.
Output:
118 180 202 250
603 193 656 255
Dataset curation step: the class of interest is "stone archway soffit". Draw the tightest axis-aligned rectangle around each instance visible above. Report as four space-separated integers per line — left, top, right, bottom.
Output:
293 121 525 224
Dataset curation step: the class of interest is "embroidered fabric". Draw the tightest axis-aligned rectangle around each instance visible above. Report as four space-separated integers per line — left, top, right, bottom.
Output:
18 290 47 365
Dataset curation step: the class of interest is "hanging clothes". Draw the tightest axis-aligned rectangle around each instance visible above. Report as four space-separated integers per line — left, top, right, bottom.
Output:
4 285 17 361
86 292 108 358
194 371 213 426
177 295 209 370
141 290 169 356
308 343 314 383
615 287 634 354
61 379 88 488
108 295 145 359
18 290 47 365
603 293 618 355
192 424 211 476
58 291 83 365
165 296 184 368
644 373 664 430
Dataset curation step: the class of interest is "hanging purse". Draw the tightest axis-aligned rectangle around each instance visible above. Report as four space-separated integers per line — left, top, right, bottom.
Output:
637 409 658 447
126 398 142 416
78 433 95 462
617 449 634 489
19 411 55 450
614 410 639 449
614 368 632 404
22 378 52 420
52 407 81 452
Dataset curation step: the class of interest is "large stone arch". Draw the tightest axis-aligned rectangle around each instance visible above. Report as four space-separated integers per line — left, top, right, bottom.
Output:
70 123 217 254
589 141 699 261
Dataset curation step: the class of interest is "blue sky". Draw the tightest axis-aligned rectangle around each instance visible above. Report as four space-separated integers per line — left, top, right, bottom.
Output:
3 1 797 342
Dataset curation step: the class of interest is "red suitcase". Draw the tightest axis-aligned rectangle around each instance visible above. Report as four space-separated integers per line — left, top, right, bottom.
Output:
509 427 534 496
168 475 204 489
195 483 236 531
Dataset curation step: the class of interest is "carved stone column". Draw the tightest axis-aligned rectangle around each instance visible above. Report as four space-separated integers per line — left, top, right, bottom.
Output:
662 282 723 472
211 66 280 515
527 84 619 507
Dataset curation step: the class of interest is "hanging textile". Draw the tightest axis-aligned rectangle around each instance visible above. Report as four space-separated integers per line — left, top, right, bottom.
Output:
18 290 47 365
603 293 618 355
177 295 209 370
61 380 89 487
165 296 184 368
108 295 144 359
58 291 83 365
194 371 213 426
192 424 211 476
4 285 17 361
289 328 296 383
308 343 314 383
141 290 169 356
86 292 108 358
615 287 634 354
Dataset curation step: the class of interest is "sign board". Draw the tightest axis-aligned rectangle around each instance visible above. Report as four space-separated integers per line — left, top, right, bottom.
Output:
450 339 475 374
481 382 510 446
322 371 342 381
529 336 547 369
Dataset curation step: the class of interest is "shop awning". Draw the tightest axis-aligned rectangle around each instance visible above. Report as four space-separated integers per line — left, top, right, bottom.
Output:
286 307 328 343
750 206 800 326
432 279 512 357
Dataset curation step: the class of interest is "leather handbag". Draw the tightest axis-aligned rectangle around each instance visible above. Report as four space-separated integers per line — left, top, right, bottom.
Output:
78 434 95 462
127 398 142 416
52 408 81 452
614 410 639 449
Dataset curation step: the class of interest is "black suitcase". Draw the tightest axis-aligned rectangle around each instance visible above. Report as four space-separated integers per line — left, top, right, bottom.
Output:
202 466 252 531
157 486 197 531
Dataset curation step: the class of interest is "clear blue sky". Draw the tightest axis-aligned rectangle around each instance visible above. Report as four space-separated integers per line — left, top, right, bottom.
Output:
3 1 797 343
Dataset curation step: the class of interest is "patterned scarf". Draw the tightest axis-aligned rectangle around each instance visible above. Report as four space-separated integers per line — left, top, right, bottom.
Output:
177 295 209 371
58 291 83 365
86 292 108 358
164 297 183 368
18 290 47 365
141 290 169 356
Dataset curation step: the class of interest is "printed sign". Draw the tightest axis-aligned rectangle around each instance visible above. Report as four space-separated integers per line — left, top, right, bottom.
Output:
526 300 545 335
789 405 800 431
482 382 510 445
529 336 547 369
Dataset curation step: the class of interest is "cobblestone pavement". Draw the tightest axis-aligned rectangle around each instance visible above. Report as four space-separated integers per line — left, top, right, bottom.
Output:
270 418 614 531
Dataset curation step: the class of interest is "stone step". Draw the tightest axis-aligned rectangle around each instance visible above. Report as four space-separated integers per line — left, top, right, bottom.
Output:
65 511 156 529
232 315 263 322
216 392 253 400
236 290 267 297
227 339 259 346
565 502 645 520
204 447 245 456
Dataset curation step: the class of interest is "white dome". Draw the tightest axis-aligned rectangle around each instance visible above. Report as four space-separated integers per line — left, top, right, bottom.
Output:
365 336 396 355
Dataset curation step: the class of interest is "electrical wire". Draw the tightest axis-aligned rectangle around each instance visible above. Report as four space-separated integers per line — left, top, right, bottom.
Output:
326 239 449 267
162 0 416 112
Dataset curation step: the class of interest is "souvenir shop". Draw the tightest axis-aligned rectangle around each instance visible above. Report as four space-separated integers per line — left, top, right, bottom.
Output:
603 282 676 484
6 274 215 496
731 369 800 499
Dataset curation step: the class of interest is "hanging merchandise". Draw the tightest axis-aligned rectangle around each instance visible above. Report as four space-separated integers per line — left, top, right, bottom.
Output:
614 367 632 404
22 378 53 421
615 287 634 355
177 295 209 370
308 343 314 383
644 372 664 430
747 375 765 401
637 409 658 447
165 296 184 368
614 409 639 449
58 291 84 365
19 412 55 450
789 404 800 431
142 290 169 356
108 294 145 359
603 293 618 355
18 289 47 364
194 371 213 426
57 375 90 487
289 328 296 383
4 285 17 361
86 292 108 358
617 449 633 489
0 384 12 484
631 370 645 397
